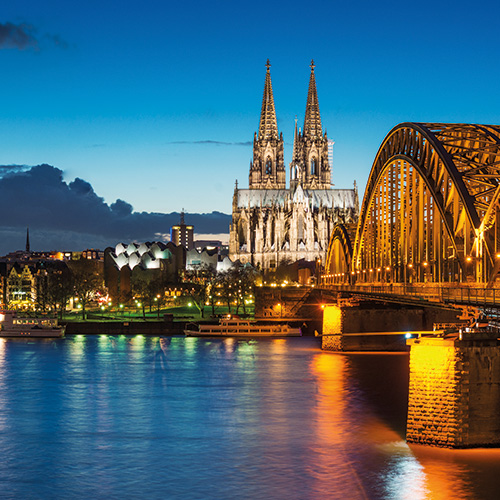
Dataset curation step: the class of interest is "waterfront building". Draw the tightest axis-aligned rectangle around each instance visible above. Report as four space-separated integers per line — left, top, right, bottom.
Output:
229 60 359 271
6 265 35 308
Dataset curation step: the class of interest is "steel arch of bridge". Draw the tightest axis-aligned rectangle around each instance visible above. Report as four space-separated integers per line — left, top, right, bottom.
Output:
325 122 500 286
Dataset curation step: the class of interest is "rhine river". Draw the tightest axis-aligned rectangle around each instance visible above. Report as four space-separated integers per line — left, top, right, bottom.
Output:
1 335 500 499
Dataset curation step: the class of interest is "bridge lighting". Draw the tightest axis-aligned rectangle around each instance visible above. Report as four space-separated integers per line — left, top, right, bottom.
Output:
369 269 373 272
385 266 390 271
466 256 472 262
496 253 500 259
408 263 413 268
377 268 381 272
423 262 428 267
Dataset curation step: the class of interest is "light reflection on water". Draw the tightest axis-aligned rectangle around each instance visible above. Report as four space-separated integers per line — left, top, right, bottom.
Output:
0 336 499 499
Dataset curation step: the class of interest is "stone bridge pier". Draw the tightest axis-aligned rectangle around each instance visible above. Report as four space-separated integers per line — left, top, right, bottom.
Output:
406 335 500 448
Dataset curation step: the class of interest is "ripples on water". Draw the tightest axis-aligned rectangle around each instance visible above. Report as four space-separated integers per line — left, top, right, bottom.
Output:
0 335 500 499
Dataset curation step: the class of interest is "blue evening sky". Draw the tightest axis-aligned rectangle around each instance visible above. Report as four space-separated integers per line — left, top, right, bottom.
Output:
1 0 500 214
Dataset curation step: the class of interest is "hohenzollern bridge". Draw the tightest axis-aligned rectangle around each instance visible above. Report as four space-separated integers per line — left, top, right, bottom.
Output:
322 122 500 307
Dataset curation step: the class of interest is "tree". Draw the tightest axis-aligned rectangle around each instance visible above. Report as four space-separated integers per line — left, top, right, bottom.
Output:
182 263 216 318
46 269 73 319
67 259 105 320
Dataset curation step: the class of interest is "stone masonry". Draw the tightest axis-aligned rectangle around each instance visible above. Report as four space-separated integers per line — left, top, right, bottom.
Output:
406 337 500 448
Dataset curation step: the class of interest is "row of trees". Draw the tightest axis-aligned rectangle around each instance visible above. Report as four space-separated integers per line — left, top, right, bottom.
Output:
32 258 259 320
183 264 258 318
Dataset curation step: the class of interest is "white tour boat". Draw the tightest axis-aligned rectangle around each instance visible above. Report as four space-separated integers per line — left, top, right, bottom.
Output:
184 315 301 337
0 311 65 338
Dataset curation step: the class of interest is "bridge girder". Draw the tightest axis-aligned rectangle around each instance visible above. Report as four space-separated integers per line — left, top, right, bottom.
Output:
327 122 500 285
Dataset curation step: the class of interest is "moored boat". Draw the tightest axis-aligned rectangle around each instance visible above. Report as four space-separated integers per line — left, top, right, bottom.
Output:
0 311 65 338
184 315 301 337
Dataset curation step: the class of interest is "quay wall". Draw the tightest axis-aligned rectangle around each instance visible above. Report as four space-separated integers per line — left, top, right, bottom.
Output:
406 337 500 448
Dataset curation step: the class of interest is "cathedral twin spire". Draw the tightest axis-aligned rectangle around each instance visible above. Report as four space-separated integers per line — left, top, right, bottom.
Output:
258 59 279 141
250 59 331 191
303 60 323 139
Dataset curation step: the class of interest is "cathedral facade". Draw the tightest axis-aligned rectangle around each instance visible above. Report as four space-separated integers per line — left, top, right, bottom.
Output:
229 60 359 270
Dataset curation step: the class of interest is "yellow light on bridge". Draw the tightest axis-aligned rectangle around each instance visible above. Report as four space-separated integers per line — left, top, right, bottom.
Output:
423 262 428 267
408 263 413 268
386 266 390 271
466 256 472 262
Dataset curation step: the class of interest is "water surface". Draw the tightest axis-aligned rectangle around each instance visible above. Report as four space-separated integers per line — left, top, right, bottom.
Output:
0 335 499 499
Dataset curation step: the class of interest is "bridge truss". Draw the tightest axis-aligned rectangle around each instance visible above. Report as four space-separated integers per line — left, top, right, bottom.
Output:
325 123 500 286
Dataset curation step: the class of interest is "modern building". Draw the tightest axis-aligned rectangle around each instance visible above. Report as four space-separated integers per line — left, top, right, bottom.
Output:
170 211 194 250
229 60 359 270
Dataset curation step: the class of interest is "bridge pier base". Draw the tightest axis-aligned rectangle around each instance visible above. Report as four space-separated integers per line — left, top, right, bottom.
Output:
407 336 500 448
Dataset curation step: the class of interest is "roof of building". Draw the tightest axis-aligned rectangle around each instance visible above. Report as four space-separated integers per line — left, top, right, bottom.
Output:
236 187 357 210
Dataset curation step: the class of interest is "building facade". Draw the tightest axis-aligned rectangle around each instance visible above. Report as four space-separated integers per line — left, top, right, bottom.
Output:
170 211 194 250
229 60 359 270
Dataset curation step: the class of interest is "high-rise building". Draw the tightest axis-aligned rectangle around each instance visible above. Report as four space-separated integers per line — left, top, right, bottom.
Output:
170 211 194 250
229 60 359 270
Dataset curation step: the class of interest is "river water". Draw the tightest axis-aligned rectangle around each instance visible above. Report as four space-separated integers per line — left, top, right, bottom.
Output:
1 335 500 499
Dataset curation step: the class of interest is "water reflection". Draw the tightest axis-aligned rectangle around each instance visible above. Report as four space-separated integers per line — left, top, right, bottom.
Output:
0 337 498 499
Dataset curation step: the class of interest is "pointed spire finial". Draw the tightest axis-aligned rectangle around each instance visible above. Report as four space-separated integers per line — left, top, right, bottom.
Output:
26 226 30 253
257 59 278 141
180 209 185 225
303 60 322 138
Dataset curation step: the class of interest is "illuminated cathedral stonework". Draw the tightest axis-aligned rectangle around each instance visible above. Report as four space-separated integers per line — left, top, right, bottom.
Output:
229 60 359 270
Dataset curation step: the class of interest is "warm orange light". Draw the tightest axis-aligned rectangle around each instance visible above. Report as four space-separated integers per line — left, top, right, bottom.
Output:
423 261 428 267
377 268 381 272
408 263 413 268
385 266 390 271
369 269 373 272
466 256 472 262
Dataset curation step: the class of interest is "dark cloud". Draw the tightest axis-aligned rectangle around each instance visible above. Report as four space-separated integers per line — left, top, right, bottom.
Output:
168 140 252 146
0 22 37 50
0 164 231 254
0 164 31 176
0 22 69 51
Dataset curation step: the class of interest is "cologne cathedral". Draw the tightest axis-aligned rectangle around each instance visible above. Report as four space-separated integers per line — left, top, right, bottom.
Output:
229 60 359 270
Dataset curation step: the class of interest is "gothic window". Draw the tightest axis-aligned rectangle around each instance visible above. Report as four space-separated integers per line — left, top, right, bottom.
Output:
266 158 272 175
310 158 317 176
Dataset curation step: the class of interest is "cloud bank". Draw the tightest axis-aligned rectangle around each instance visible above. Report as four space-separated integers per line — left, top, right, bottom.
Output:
0 164 231 254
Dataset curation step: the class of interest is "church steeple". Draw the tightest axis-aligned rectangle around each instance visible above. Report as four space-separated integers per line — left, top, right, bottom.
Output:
303 60 322 139
258 59 279 141
26 227 30 253
295 60 331 190
249 60 286 190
